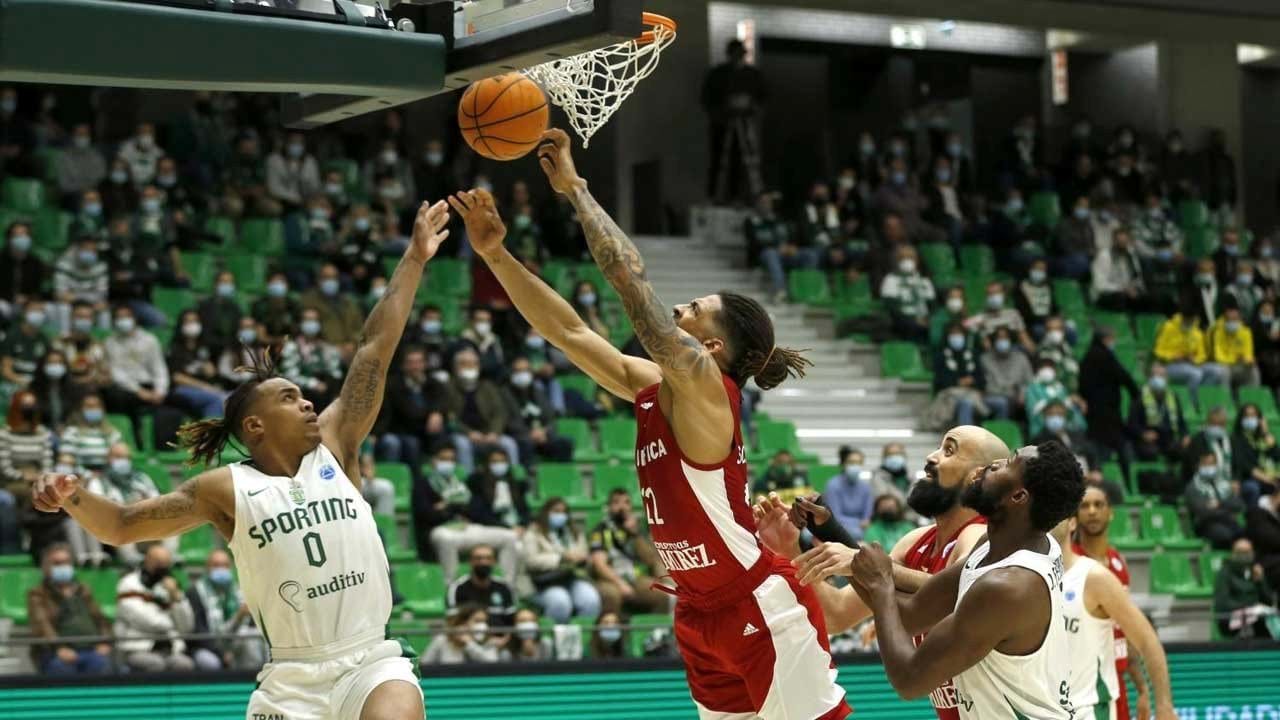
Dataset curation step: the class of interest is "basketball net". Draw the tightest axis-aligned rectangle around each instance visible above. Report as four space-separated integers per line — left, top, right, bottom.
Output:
523 13 676 148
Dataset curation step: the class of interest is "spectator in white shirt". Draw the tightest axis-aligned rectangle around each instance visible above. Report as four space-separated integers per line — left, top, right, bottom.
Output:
878 245 935 343
102 305 177 448
114 545 197 672
266 132 321 212
53 237 109 333
55 123 106 206
965 280 1034 352
1091 226 1147 313
115 122 164 188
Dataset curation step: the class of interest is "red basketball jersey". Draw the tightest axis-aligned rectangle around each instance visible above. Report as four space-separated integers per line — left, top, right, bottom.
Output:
1074 542 1133 720
903 515 987 720
633 375 767 598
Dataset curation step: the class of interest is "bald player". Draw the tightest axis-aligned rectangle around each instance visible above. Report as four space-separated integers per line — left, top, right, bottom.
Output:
755 425 1009 720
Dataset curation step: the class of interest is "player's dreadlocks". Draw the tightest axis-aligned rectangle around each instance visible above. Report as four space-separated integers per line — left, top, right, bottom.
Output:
173 347 277 467
717 290 812 391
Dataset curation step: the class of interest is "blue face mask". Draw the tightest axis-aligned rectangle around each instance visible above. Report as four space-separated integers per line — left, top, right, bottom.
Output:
891 171 907 185
1073 207 1090 220
267 281 288 298
883 454 906 472
1206 425 1227 440
216 282 235 298
1199 465 1219 480
49 564 74 584
577 292 597 307
83 408 104 424
548 512 568 530
1006 199 1024 215
208 567 233 586
598 627 622 644
935 168 952 184
9 233 31 253
237 328 257 345
301 320 321 337
1242 416 1260 433
1045 415 1066 432
994 338 1012 354
489 462 510 477
1029 269 1047 284
947 334 965 351
1149 375 1167 392
320 278 340 296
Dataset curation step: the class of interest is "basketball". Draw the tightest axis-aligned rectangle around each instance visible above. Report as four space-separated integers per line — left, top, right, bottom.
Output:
458 73 550 161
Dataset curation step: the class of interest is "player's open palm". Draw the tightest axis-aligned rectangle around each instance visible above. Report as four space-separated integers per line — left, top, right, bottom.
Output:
410 199 451 262
32 472 80 513
536 128 583 195
449 189 506 256
754 494 800 559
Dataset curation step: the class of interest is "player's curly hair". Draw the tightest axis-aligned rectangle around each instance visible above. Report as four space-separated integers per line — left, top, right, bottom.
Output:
1023 439 1086 531
717 290 812 391
173 347 277 467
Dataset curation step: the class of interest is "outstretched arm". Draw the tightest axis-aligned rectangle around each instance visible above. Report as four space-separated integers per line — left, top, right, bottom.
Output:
320 200 450 476
1092 567 1176 720
450 189 661 401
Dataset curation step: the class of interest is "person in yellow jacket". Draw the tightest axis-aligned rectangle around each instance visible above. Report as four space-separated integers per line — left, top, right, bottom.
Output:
1153 308 1229 394
1211 306 1262 388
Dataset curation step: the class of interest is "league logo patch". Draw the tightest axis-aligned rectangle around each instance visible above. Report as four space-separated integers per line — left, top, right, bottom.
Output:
319 464 336 481
1065 589 1076 602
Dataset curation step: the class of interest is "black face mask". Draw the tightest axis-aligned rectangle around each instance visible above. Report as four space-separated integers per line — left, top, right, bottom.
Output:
610 511 629 527
472 564 493 580
875 511 902 524
142 565 171 587
19 406 37 422
906 478 959 518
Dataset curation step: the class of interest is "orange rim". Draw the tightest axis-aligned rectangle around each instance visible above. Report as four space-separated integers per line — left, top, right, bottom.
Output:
636 12 676 46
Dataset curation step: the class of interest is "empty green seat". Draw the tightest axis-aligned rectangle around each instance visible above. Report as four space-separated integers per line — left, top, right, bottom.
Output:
105 413 137 449
374 514 417 564
555 418 603 463
425 257 470 298
84 568 123 621
239 218 285 256
531 463 590 508
1028 191 1061 230
0 554 32 567
787 269 831 306
396 563 447 617
808 465 843 493
182 251 216 292
593 463 640 506
1184 226 1218 259
1140 506 1202 550
178 524 217 564
203 216 237 246
225 254 268 294
1109 510 1152 551
2 177 45 212
1149 552 1212 598
0 567 41 623
1196 385 1236 417
1092 311 1134 340
33 208 71 250
558 374 597 402
1134 314 1166 349
918 243 956 276
880 341 932 384
1052 280 1087 314
981 420 1024 453
1178 200 1209 230
152 287 195 319
376 462 413 513
959 244 995 274
138 459 173 493
599 418 636 461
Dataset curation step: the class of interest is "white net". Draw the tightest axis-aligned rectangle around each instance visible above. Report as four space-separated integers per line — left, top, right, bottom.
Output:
523 15 676 147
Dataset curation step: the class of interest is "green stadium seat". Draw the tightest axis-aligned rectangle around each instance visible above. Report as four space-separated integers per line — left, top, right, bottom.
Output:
1196 385 1236 417
376 462 413 513
374 514 417 564
1125 460 1166 505
138 458 173 493
555 418 603 463
1134 314 1167 350
182 251 216 292
808 465 843 493
599 418 636 461
105 413 137 449
239 218 285 256
531 463 591 508
1028 191 1061 230
84 568 123 621
787 269 832 306
33 208 71 250
558 374 597 402
2 177 46 212
959 244 996 274
0 567 42 624
832 277 881 327
396 563 447 617
1140 506 1203 550
1108 510 1152 551
1178 200 1209 230
1052 280 1087 314
981 420 1024 453
1149 552 1212 598
0 554 31 567
425 257 470 298
1184 226 1218 259
541 260 571 294
225 254 268 294
152 287 196 319
1092 311 1134 340
178 524 217 564
918 243 956 277
750 419 818 464
880 341 932 384
203 216 237 246
593 463 640 506
33 147 61 183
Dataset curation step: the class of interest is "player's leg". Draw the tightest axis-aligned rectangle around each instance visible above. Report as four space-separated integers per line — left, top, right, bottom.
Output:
673 605 756 720
358 680 423 720
339 639 424 720
247 660 330 720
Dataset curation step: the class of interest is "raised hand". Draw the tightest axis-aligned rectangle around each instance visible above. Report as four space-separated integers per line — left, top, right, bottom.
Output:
536 128 584 195
792 495 831 528
848 542 894 596
794 540 860 586
409 200 451 263
754 493 801 559
448 189 507 258
32 472 80 513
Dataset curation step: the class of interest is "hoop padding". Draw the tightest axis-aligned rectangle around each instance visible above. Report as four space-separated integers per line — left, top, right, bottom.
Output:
523 12 676 147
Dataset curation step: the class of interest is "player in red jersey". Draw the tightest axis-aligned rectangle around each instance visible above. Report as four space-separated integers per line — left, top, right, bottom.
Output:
1075 484 1150 720
449 129 850 720
754 425 1007 720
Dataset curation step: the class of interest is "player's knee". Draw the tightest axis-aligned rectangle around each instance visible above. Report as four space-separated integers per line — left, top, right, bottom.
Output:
359 680 423 720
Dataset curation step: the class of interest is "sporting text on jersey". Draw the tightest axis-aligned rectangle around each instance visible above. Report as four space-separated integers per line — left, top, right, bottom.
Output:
247 497 360 548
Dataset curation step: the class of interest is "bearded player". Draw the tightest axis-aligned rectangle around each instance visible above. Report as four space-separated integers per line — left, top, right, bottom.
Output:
448 127 850 720
31 201 452 720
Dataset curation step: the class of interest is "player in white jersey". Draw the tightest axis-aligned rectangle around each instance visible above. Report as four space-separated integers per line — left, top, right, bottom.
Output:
31 200 453 720
846 440 1085 720
1050 518 1176 720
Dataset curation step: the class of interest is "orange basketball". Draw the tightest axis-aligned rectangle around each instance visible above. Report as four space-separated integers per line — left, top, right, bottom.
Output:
458 73 550 161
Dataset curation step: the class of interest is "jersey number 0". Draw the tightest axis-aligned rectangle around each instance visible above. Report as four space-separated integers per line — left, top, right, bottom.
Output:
303 531 328 568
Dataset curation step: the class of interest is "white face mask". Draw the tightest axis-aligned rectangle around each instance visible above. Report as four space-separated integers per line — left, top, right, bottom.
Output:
511 371 533 388
1036 367 1056 383
946 297 964 314
472 321 492 336
182 322 203 338
458 368 480 383
898 259 916 274
515 621 539 641
470 622 489 643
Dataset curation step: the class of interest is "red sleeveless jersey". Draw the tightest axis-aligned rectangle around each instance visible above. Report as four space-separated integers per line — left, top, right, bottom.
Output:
633 375 768 599
903 515 987 720
1074 542 1133 720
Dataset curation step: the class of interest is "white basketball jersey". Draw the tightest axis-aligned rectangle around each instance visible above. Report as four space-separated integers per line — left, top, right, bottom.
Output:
953 535 1075 720
1062 557 1119 711
227 444 392 657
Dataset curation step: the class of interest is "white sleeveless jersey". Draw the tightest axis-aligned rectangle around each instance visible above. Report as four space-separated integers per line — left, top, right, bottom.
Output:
953 535 1075 720
227 444 392 656
1062 557 1118 711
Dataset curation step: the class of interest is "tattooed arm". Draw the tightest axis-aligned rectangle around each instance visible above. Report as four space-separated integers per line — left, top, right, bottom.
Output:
319 200 450 478
31 467 235 544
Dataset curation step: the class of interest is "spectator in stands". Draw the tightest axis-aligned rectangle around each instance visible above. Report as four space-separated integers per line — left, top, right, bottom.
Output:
421 604 501 665
54 237 109 332
1223 260 1262 323
930 286 971 349
1246 491 1280 589
1190 258 1221 328
252 272 303 345
354 453 396 517
1214 537 1276 639
930 320 987 427
378 346 447 477
56 123 107 206
999 115 1040 193
195 271 244 352
446 544 516 629
979 326 1031 420
1254 300 1280 388
94 442 172 566
1031 400 1103 477
448 348 520 472
1154 307 1228 395
1213 227 1246 287
821 446 874 541
457 306 506 380
801 180 843 251
363 138 416 212
301 263 363 358
989 188 1031 269
1025 356 1086 438
588 488 669 615
0 86 33 176
833 167 866 249
61 393 121 476
523 497 600 623
103 304 179 448
1053 195 1096 279
965 280 1033 352
571 280 611 342
218 317 270 387
1058 150 1099 208
753 449 811 499
1185 449 1245 550
132 186 190 288
879 244 935 343
116 122 164 187
401 305 450 374
1233 404 1280 507
100 157 137 217
1252 238 1279 291
56 301 110 398
30 349 73 432
1091 226 1146 312
1079 327 1140 469
1036 315 1079 390
1205 130 1238 216
1211 306 1261 388
876 158 944 244
504 355 573 464
505 607 553 661
320 168 348 217
26 542 113 675
414 138 452 203
1 298 50 389
335 204 384 293
590 611 627 659
1013 257 1055 339
166 310 226 419
416 444 520 580
1131 192 1183 259
186 548 264 672
863 493 915 548
1128 363 1188 463
115 544 197 672
279 308 344 411
1 222 45 317
923 155 964 246
872 442 910 499
1 389 54 501
105 217 166 329
70 190 107 250
265 131 321 213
